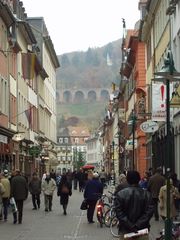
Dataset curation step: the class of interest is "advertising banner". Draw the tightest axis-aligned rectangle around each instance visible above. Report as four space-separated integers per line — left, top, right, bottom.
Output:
152 83 173 121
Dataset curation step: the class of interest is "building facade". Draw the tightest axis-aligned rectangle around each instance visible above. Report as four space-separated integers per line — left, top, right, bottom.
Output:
0 0 59 178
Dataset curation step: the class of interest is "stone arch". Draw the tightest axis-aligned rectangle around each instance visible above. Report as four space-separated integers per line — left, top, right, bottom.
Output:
63 91 72 103
88 90 96 102
74 91 85 103
100 90 109 101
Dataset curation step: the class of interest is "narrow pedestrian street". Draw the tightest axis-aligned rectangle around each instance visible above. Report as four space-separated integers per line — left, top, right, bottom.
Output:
0 187 164 240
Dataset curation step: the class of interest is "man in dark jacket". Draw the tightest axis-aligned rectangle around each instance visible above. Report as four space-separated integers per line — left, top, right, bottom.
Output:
29 172 41 210
115 171 154 239
147 167 165 221
84 172 103 223
11 169 28 224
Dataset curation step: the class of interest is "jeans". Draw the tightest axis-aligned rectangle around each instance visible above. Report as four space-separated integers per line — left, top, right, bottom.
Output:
44 194 53 211
86 199 97 222
32 194 40 209
13 199 24 223
152 198 159 220
2 198 9 220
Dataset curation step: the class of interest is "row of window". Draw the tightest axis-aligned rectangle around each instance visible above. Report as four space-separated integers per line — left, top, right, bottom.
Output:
58 137 88 144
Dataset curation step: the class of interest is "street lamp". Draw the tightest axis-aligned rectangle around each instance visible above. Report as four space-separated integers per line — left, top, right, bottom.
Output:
128 110 137 170
154 50 180 240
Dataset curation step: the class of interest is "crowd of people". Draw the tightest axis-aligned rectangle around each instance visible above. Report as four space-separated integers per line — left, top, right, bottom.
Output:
0 166 180 239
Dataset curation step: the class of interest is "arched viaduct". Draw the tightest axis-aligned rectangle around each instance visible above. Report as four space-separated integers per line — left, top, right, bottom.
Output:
56 88 111 103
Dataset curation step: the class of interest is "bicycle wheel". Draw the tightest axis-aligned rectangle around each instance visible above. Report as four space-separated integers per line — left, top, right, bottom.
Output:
110 216 120 238
102 203 110 223
104 208 115 227
104 209 111 227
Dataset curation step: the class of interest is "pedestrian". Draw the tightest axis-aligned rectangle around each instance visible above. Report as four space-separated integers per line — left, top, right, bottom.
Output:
159 178 180 220
114 170 154 239
171 172 180 213
77 168 86 192
50 169 56 181
1 169 11 221
29 172 41 210
11 169 28 224
41 172 56 212
147 167 165 221
72 169 78 190
114 173 129 196
57 174 72 215
0 173 5 221
55 172 62 187
139 171 150 190
83 172 103 223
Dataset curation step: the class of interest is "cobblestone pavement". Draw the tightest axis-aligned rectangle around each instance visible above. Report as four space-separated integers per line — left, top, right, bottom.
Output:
0 187 165 240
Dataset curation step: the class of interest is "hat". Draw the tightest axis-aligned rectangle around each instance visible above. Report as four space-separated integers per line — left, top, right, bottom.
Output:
93 172 99 178
3 169 9 176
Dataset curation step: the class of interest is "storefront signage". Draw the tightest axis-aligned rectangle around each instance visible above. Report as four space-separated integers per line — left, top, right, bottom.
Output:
125 139 137 150
0 134 7 144
140 121 159 133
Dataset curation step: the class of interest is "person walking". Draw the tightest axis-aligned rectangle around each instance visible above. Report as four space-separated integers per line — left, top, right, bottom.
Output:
147 167 165 221
41 172 56 212
0 174 5 221
1 170 11 221
159 178 180 220
114 173 129 196
11 169 28 224
115 171 154 239
57 174 72 215
83 172 103 223
29 172 41 210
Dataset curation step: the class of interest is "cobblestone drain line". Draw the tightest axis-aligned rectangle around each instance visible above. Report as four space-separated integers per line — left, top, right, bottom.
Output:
64 211 88 239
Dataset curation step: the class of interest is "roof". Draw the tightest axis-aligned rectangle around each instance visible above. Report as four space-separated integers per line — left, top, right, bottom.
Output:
68 126 90 137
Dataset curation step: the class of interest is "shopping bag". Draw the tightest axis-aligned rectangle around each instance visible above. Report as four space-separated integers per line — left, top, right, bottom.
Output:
9 197 17 213
80 199 88 210
124 228 149 239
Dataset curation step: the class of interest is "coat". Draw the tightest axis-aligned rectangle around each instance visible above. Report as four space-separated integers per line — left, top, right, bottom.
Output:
41 178 56 196
0 182 5 203
159 184 180 218
29 178 41 195
11 175 28 201
115 185 154 233
1 177 10 198
84 178 103 201
147 173 165 198
57 180 72 205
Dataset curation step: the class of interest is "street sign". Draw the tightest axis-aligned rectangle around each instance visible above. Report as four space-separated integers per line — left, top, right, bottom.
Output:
170 84 180 107
140 121 159 133
29 146 41 156
125 139 137 150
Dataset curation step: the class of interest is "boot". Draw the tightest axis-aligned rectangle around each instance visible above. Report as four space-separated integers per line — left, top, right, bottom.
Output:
63 205 67 215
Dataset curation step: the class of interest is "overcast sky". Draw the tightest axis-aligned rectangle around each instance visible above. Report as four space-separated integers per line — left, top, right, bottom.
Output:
22 0 140 55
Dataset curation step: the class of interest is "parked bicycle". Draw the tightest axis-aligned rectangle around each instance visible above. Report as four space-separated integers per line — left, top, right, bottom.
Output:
104 191 116 227
95 193 110 228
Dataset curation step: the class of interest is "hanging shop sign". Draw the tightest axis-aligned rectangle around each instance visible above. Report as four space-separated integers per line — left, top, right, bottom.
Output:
152 83 173 121
140 121 159 133
170 84 180 108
